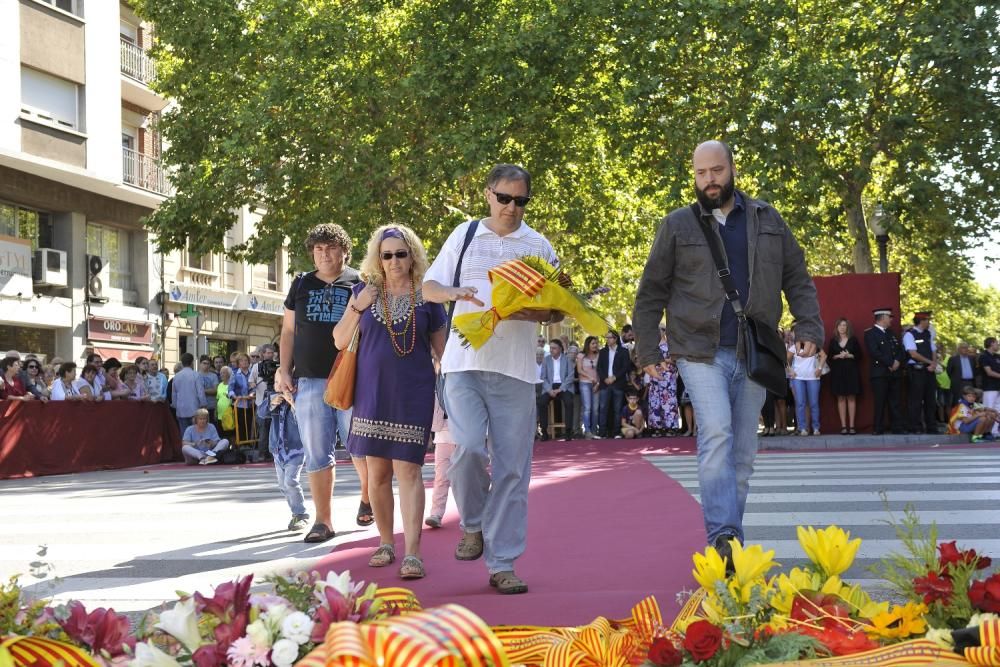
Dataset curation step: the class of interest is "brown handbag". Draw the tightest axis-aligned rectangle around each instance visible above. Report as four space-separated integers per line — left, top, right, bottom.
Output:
324 326 359 410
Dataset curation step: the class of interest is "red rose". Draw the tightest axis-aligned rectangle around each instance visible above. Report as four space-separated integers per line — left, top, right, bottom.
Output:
647 637 683 667
914 570 954 605
969 573 1000 613
683 620 724 662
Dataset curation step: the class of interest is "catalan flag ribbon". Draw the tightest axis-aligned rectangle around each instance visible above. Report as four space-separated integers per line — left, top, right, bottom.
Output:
966 619 1000 666
452 256 609 350
0 635 101 667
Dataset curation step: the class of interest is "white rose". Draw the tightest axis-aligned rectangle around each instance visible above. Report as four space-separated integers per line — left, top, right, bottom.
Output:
245 619 272 649
270 638 300 667
968 612 999 628
925 627 954 650
262 604 290 633
280 611 314 645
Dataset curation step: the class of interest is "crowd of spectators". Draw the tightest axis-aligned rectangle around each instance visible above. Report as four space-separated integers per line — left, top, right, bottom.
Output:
533 311 1000 442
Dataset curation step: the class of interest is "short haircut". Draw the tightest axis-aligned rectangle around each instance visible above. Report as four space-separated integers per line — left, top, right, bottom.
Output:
81 364 99 377
121 364 139 379
194 408 210 419
219 366 232 380
180 352 195 367
57 362 77 378
549 338 564 352
486 164 532 194
102 358 122 371
962 385 977 395
621 324 633 333
606 329 621 344
986 337 998 349
0 358 18 373
86 353 102 365
625 388 639 398
304 223 352 261
258 343 275 353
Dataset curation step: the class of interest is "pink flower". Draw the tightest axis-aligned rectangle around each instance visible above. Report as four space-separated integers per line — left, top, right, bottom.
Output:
226 637 270 667
191 645 222 667
195 575 253 621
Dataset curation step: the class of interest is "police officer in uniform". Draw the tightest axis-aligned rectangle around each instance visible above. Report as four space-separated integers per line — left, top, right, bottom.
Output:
864 308 907 434
902 311 939 433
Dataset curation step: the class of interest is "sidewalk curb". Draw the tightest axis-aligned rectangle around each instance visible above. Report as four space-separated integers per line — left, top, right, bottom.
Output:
760 433 977 451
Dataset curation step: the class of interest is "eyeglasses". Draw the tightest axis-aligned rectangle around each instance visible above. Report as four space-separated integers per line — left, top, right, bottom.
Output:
380 250 410 261
489 188 531 208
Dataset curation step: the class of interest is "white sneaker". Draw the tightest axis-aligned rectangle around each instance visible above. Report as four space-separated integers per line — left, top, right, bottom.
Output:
199 454 217 465
798 429 810 436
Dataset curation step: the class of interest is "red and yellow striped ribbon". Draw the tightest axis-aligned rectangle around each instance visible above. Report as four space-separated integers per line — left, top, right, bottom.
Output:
0 635 102 667
966 619 1000 666
488 260 546 298
297 603 509 667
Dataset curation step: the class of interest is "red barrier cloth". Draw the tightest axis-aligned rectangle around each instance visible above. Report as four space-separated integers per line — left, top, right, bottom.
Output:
0 401 182 479
813 272 901 434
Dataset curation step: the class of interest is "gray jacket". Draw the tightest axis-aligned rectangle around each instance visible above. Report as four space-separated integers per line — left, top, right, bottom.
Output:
633 191 823 367
539 354 576 394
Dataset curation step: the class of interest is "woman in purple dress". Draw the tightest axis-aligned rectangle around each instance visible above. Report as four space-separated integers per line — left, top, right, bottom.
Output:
333 225 446 580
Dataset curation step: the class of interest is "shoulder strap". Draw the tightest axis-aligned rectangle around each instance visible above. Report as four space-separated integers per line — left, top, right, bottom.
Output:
445 219 481 331
690 203 746 320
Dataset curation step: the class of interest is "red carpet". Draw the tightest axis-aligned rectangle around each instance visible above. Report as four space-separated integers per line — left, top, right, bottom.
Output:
313 437 705 626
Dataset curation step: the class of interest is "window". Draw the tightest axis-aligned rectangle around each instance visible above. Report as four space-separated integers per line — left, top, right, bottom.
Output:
21 67 80 131
266 256 279 291
86 224 132 291
35 0 79 16
185 245 213 272
120 20 138 44
0 202 53 251
253 253 281 292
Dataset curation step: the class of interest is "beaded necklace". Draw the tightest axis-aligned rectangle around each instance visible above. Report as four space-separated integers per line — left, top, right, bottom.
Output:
381 280 417 357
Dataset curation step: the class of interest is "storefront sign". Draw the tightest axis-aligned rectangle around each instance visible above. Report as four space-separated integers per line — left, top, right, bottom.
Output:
169 284 240 310
241 293 284 315
91 345 154 363
87 316 153 345
0 235 32 298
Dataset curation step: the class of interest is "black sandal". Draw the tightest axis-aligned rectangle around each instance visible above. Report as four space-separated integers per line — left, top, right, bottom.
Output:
840 428 848 435
303 522 335 543
356 501 374 526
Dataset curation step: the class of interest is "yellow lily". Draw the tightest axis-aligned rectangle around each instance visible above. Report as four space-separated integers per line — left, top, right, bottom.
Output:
692 546 728 592
797 525 862 578
771 567 820 614
838 582 890 619
730 541 779 589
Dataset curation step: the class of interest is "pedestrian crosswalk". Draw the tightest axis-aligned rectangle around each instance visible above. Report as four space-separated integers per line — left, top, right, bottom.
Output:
645 447 1000 591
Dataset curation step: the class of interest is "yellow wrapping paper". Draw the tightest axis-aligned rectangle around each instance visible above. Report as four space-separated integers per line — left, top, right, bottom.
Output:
0 635 101 667
452 257 609 350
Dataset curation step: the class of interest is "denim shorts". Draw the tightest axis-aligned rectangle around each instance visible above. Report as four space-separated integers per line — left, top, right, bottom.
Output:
294 377 351 473
958 417 981 434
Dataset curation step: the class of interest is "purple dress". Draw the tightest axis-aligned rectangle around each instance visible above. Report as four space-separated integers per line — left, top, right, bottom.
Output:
346 282 446 465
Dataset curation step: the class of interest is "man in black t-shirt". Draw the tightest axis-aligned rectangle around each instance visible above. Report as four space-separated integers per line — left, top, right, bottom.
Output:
275 223 366 542
980 337 1000 437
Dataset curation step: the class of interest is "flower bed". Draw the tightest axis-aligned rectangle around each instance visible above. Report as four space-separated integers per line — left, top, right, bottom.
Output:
2 515 998 666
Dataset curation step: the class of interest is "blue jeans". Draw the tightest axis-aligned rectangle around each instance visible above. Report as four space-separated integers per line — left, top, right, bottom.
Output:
676 347 765 544
294 377 352 473
579 382 598 434
791 379 821 432
442 370 536 574
597 386 625 436
274 456 306 516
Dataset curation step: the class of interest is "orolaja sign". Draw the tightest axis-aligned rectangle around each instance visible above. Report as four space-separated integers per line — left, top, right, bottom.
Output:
87 316 154 345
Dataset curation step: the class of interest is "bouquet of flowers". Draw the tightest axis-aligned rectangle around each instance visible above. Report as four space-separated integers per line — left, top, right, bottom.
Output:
451 256 610 350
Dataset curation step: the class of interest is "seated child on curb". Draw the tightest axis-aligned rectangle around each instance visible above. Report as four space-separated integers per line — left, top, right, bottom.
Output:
181 408 229 465
425 393 455 529
948 386 998 442
268 392 309 531
620 390 646 439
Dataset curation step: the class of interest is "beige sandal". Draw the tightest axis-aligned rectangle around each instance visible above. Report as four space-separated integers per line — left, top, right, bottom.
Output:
368 544 395 568
399 555 425 580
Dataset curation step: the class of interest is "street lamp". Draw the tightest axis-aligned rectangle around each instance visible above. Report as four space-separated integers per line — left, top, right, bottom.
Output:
867 203 890 273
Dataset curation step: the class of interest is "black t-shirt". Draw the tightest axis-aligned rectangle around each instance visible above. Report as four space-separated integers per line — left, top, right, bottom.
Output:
283 268 361 379
980 351 1000 391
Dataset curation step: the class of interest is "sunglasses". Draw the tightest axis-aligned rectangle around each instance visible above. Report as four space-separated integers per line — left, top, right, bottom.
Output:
26 364 40 370
490 188 531 208
380 250 410 261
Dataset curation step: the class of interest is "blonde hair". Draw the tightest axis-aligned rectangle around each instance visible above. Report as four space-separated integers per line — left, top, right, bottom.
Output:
194 408 210 419
358 224 430 289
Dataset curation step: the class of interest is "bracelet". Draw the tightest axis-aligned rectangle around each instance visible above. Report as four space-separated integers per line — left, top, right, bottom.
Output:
350 304 364 314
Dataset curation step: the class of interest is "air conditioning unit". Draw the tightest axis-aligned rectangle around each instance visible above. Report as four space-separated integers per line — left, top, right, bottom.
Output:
85 254 111 303
32 248 68 287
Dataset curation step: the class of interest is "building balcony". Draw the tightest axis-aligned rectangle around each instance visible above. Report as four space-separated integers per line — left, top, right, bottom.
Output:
120 38 168 111
122 147 171 196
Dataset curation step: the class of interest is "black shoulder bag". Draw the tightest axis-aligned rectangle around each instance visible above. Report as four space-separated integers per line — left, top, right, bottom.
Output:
436 219 481 416
691 205 788 397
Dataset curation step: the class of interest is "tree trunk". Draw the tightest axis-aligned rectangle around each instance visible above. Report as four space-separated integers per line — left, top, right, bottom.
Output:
844 187 875 273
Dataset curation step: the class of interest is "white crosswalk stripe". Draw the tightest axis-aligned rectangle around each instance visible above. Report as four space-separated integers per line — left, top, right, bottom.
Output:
645 447 1000 586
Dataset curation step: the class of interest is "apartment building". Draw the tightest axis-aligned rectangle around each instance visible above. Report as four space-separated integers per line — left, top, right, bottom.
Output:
0 1 286 367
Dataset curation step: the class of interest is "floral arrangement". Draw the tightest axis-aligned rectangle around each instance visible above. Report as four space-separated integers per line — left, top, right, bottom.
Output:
451 256 610 349
641 525 930 666
871 505 1000 655
0 571 406 667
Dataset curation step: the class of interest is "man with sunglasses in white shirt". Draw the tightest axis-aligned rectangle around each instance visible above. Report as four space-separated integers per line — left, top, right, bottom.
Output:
424 164 567 595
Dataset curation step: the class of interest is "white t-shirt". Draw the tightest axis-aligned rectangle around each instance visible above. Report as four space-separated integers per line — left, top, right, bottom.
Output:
425 219 559 384
788 344 819 381
50 379 79 401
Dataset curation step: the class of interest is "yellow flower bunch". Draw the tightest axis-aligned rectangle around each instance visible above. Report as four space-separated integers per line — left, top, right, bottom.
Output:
865 602 928 640
797 525 862 578
692 540 778 620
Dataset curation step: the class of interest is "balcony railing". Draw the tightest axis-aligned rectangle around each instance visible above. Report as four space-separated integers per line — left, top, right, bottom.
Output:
122 147 170 195
120 38 155 85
